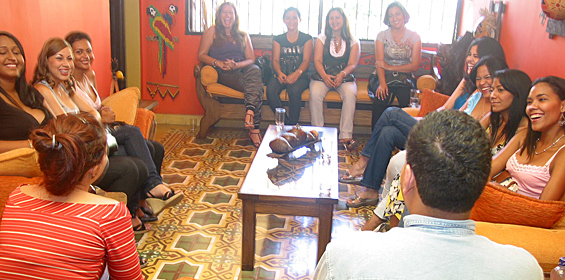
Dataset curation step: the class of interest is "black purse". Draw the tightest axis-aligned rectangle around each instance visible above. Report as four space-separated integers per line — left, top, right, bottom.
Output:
368 70 416 97
255 55 273 85
311 64 355 83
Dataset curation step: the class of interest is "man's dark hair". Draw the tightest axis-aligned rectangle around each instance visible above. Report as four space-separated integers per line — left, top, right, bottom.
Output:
405 110 491 213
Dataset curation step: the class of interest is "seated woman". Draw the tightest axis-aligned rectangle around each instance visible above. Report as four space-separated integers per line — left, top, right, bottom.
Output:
32 37 181 228
344 56 508 207
266 7 312 125
362 68 532 230
490 76 565 201
64 31 175 217
309 7 360 149
0 113 143 279
197 2 263 148
371 2 421 128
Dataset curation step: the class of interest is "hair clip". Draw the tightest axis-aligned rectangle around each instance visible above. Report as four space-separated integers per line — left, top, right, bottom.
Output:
52 134 62 150
77 116 89 124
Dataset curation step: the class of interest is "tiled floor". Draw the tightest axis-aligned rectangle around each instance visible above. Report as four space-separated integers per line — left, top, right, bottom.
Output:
138 124 374 280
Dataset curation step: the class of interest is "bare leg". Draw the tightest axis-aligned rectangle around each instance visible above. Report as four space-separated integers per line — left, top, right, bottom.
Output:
348 155 369 177
361 213 386 231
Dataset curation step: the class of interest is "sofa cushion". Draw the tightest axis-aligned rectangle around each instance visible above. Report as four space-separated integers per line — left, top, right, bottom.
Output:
417 89 450 117
0 148 42 178
475 221 565 273
101 87 140 125
471 182 565 229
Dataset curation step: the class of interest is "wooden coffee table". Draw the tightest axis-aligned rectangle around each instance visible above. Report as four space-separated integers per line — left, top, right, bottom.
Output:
238 125 339 271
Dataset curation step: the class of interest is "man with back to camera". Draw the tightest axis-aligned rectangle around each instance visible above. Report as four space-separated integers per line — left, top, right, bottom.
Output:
314 110 543 279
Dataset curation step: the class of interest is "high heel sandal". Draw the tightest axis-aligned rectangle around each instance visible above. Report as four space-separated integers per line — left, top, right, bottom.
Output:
244 112 255 130
146 189 184 215
248 130 263 148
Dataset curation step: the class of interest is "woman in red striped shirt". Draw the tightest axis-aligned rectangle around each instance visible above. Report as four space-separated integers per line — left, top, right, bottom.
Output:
0 113 142 280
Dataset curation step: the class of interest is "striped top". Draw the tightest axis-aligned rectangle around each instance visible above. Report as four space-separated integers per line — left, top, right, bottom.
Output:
0 186 143 280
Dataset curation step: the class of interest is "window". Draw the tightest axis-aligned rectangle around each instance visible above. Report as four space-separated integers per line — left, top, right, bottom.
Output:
186 0 462 44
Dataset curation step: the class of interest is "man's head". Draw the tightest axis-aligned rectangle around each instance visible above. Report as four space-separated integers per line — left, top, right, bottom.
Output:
403 110 491 214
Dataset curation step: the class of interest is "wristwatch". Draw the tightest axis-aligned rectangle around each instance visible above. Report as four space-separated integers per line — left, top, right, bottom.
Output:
297 69 303 75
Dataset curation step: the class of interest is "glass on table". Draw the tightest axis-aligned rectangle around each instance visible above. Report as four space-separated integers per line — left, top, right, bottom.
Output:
410 89 421 108
275 107 286 131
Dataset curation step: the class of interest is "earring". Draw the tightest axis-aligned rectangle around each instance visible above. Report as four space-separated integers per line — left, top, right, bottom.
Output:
559 113 565 127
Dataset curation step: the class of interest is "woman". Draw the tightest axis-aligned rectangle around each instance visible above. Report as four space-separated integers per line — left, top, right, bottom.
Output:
344 56 508 207
32 37 180 229
197 2 263 148
64 31 175 217
266 7 312 125
371 1 421 128
0 31 52 154
444 36 506 110
309 7 360 148
362 68 532 231
0 113 143 279
490 76 565 201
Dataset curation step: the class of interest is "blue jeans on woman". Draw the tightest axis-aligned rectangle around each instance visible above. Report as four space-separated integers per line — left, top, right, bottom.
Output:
266 75 309 125
360 107 417 190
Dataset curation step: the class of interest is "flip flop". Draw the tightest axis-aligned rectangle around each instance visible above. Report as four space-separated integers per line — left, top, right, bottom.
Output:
146 190 184 215
346 196 379 208
339 172 363 185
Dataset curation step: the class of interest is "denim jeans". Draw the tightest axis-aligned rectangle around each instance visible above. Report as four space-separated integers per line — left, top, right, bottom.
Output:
266 75 309 125
113 124 165 197
360 107 417 190
371 85 411 129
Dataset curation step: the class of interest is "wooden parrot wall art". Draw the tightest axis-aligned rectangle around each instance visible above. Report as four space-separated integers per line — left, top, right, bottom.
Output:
147 4 178 78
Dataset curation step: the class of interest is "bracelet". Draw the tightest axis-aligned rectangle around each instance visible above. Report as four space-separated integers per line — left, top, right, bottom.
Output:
213 59 218 67
28 139 33 149
340 70 347 76
297 69 303 75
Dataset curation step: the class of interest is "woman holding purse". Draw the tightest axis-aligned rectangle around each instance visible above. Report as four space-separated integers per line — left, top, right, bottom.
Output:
371 1 421 128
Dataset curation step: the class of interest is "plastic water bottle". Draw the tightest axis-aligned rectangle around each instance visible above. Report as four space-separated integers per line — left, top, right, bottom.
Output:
551 257 565 279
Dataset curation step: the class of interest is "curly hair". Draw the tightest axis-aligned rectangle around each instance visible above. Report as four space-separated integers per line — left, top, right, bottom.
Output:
31 37 76 97
213 2 245 51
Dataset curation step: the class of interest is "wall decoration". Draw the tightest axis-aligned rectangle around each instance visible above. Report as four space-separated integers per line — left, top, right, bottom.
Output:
541 0 565 20
146 82 180 99
146 4 179 78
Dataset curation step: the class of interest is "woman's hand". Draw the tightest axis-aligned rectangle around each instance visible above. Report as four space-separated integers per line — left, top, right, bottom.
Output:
285 71 300 84
225 59 238 70
376 84 389 100
333 72 345 88
100 106 116 124
277 72 287 84
322 74 336 88
216 60 232 71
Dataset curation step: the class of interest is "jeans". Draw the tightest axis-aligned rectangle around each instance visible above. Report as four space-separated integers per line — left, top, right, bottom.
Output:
266 75 309 125
217 64 264 128
113 124 165 197
96 155 148 217
371 85 411 129
309 80 357 139
360 107 417 190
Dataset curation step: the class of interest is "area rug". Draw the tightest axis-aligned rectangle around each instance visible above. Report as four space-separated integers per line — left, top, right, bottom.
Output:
138 127 374 280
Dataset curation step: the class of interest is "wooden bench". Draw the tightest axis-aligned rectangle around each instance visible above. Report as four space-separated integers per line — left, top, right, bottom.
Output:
194 36 437 138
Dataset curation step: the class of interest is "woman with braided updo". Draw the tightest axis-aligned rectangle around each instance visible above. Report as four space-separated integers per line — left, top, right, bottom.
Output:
0 113 143 280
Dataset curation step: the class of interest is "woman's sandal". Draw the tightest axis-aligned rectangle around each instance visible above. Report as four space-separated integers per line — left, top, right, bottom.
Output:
248 130 263 148
244 113 255 130
339 139 358 152
140 205 154 216
146 189 184 215
133 220 150 234
339 172 363 185
345 195 379 208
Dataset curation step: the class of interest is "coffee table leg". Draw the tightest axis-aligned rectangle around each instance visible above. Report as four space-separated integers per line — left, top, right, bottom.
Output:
241 199 256 271
317 204 334 263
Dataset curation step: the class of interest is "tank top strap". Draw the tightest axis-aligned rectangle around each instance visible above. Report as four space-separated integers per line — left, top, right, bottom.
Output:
545 143 565 166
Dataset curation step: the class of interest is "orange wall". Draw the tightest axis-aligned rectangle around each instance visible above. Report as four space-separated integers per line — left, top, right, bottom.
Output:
1 0 112 99
140 0 204 115
462 0 565 80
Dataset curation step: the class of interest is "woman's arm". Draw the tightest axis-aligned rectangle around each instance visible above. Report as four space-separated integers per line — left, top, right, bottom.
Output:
70 92 101 122
0 140 32 153
438 78 469 111
285 39 313 85
490 129 526 178
480 113 491 129
313 38 334 88
35 84 67 118
333 41 360 87
375 39 388 99
272 40 286 83
197 26 217 66
541 150 565 201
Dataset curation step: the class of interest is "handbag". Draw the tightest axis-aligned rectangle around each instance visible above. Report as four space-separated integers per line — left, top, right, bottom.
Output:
255 55 273 85
368 70 416 97
311 64 355 83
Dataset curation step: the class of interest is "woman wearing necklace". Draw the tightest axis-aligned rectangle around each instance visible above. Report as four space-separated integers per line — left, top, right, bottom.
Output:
310 7 360 148
266 7 312 125
371 1 421 128
490 76 565 201
197 2 263 148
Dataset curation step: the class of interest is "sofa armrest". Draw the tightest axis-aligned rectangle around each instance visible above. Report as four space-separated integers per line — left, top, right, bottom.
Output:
200 65 219 87
134 108 156 140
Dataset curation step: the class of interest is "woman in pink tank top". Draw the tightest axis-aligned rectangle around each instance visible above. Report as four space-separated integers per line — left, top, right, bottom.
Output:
491 76 565 201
